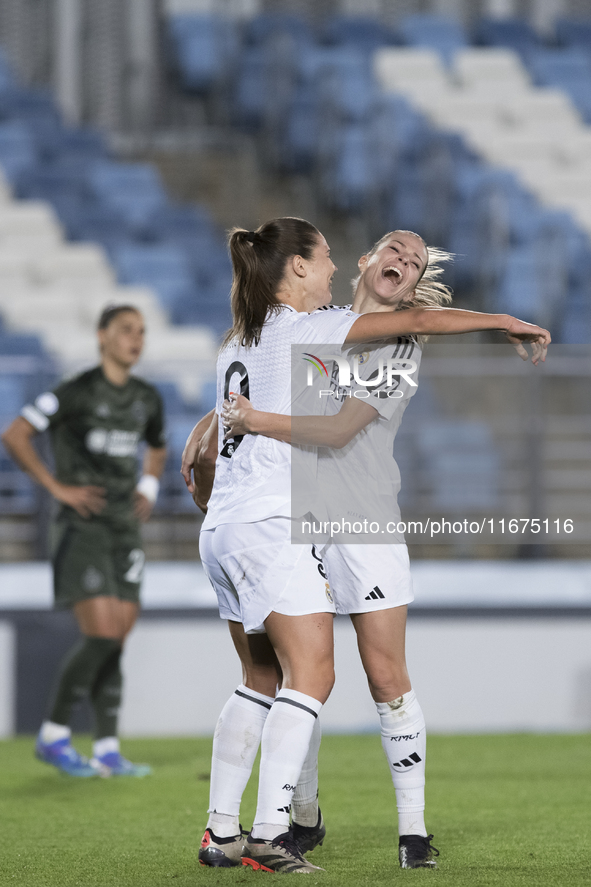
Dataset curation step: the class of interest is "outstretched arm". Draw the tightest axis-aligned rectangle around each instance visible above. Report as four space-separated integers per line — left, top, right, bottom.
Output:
346 309 550 363
222 395 377 449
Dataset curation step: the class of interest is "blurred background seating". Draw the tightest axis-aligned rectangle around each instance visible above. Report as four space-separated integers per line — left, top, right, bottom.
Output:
0 1 589 560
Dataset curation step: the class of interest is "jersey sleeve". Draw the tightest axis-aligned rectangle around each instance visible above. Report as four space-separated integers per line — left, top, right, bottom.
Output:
350 340 420 421
297 306 359 345
20 380 79 432
144 389 166 448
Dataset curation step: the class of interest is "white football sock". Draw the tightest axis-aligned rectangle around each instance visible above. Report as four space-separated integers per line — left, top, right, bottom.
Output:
207 684 274 838
40 720 71 744
376 689 427 837
291 715 321 827
92 736 119 757
251 689 322 841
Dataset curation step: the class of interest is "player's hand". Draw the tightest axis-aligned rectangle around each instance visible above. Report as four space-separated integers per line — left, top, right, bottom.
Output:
222 395 254 440
52 483 107 519
504 317 551 365
133 491 154 523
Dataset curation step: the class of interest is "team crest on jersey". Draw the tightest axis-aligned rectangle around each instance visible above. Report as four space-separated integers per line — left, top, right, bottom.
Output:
85 428 140 457
325 582 333 603
131 400 147 423
357 351 370 365
95 403 110 418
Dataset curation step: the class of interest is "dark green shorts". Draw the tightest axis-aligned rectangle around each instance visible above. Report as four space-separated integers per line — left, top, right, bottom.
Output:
50 516 145 609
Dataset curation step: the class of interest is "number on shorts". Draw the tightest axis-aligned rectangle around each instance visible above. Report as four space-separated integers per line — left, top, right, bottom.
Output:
220 360 250 459
124 549 145 583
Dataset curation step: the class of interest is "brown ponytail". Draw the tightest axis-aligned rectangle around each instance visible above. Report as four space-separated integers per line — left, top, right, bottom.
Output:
224 217 320 348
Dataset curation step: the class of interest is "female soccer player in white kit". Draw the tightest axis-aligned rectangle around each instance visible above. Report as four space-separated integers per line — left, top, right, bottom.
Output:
191 219 550 873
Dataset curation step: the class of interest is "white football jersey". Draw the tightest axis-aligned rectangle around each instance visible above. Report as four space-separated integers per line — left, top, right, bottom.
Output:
202 304 358 529
291 305 421 543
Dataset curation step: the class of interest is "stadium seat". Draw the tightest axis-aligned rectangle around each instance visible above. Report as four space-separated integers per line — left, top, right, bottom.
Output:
154 381 189 416
244 12 314 47
0 470 36 514
112 243 193 291
319 56 378 123
32 244 115 288
0 376 27 413
0 332 45 356
416 419 500 512
474 17 540 53
374 47 450 97
199 380 217 413
321 14 396 53
555 17 591 49
528 48 591 84
232 47 269 130
320 124 377 214
0 201 62 245
453 48 532 91
86 161 168 230
398 13 468 61
494 245 558 324
167 14 238 94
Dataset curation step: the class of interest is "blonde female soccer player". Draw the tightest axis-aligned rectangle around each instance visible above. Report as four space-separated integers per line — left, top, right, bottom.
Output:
182 218 549 873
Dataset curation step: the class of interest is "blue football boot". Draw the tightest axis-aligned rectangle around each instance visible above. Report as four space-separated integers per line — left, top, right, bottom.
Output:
35 735 99 777
91 750 152 777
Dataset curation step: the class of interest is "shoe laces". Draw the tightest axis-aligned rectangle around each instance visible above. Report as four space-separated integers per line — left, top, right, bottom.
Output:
425 835 440 858
271 831 305 861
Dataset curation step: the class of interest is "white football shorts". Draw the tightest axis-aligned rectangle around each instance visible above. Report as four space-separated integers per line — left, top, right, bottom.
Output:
199 516 336 634
321 542 414 614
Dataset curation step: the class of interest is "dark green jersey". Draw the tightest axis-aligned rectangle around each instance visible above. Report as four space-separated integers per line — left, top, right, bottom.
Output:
22 366 165 522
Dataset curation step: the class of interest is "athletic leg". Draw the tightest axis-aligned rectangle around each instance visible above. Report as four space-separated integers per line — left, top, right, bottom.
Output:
206 622 280 838
352 607 431 855
37 596 135 776
75 596 148 776
249 611 334 840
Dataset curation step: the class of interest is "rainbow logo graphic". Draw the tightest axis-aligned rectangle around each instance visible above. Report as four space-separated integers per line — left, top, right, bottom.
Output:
302 353 329 377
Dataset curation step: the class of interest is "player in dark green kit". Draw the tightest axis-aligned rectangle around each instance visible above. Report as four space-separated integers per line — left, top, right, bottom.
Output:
2 305 167 776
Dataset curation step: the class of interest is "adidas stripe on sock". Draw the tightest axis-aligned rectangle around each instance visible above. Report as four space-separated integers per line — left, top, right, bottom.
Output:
376 689 427 837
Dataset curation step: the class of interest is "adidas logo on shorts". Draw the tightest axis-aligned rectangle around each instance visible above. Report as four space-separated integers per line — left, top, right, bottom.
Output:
364 585 385 601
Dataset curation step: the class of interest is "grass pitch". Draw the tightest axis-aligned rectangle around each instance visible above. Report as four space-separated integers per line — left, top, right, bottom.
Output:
0 734 589 886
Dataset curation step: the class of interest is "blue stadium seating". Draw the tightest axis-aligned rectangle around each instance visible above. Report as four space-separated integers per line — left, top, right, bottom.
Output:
398 14 468 61
321 14 396 53
417 419 500 512
167 14 238 94
0 471 36 514
0 376 27 414
525 49 591 122
556 17 591 49
244 12 314 47
474 17 540 52
0 120 38 180
0 333 45 357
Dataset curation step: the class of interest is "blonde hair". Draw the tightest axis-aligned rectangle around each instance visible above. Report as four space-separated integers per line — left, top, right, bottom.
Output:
354 230 454 342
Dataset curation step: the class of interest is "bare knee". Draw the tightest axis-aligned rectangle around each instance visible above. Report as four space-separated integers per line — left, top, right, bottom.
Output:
365 660 411 703
243 663 281 698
